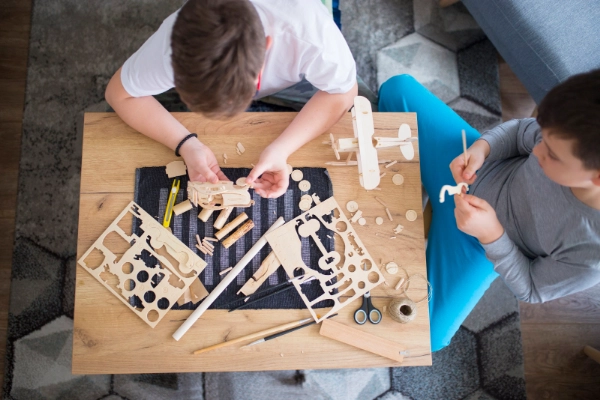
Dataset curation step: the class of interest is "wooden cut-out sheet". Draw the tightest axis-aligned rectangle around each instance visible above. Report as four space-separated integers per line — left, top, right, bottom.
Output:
77 201 207 328
266 197 385 322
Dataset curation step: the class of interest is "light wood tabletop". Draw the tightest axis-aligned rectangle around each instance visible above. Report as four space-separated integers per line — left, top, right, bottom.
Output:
73 112 431 374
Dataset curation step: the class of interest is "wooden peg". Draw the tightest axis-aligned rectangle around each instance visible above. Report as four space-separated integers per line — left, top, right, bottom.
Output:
222 220 255 249
198 208 214 222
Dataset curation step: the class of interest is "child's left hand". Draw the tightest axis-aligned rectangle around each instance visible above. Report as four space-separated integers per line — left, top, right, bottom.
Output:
454 194 504 244
246 147 289 198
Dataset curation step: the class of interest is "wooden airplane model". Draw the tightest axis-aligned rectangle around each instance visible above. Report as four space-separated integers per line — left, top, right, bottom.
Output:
187 181 254 210
326 96 417 190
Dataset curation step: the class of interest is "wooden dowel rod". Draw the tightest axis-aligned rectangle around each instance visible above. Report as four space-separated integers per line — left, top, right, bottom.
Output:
215 212 248 240
173 200 193 216
198 208 214 222
222 220 254 249
213 207 234 230
173 217 285 341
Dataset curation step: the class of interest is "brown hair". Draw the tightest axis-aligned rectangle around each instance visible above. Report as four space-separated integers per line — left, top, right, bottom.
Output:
171 0 265 118
537 68 600 170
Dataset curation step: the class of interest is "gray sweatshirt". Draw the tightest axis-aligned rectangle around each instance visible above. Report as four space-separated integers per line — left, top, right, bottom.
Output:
470 118 600 303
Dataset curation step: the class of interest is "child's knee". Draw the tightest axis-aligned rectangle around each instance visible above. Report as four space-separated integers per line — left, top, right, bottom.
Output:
380 74 418 94
379 74 420 112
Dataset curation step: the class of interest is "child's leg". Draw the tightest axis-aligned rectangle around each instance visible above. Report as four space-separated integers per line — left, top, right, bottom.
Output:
378 75 498 351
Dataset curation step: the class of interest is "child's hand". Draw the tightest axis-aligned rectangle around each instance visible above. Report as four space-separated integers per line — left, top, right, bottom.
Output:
246 147 289 198
179 140 228 183
454 194 504 244
449 139 490 186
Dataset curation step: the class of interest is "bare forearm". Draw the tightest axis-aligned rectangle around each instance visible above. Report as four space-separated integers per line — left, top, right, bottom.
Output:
105 68 190 150
268 83 358 158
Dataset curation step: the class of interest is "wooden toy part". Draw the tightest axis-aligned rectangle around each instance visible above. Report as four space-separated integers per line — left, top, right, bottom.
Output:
299 199 312 211
325 159 392 167
236 177 248 187
188 181 254 211
198 208 214 223
266 197 385 323
222 219 255 249
376 217 384 225
439 182 469 203
165 161 187 178
392 174 404 185
319 319 405 363
291 170 303 182
215 212 248 240
298 180 311 192
238 251 282 296
77 201 207 328
352 96 380 190
172 200 193 216
346 201 359 213
405 210 418 222
385 262 399 275
398 124 415 161
312 194 321 204
213 207 234 230
236 142 245 154
358 218 366 226
393 224 404 234
219 267 233 275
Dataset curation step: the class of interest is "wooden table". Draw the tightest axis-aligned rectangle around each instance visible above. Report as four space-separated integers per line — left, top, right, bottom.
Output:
73 112 431 374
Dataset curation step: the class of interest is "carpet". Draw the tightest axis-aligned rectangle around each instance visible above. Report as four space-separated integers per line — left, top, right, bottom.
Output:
4 0 522 399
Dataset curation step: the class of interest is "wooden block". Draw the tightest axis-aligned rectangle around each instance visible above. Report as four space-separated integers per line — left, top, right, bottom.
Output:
215 212 248 240
198 207 214 222
172 200 193 216
222 220 255 249
319 319 405 363
213 207 234 230
165 161 187 178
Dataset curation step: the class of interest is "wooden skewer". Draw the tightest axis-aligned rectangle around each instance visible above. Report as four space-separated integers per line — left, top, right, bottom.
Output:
193 317 313 355
385 160 398 169
374 197 388 208
219 267 233 275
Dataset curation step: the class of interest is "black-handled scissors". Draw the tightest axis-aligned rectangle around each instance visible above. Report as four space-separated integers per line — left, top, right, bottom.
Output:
353 291 382 325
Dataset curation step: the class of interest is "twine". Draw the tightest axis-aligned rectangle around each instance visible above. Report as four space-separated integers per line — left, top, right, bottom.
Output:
388 297 417 324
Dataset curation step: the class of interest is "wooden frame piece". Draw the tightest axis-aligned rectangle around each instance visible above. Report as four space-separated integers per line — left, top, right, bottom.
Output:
352 96 380 190
188 181 254 210
238 251 281 296
165 161 187 178
319 319 405 363
77 201 207 328
266 197 385 323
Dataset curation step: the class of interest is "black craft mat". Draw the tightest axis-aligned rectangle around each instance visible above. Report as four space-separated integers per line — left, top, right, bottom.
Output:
133 167 335 310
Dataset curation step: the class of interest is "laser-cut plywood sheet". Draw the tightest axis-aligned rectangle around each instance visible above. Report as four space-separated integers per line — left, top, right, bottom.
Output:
266 197 384 322
77 201 207 328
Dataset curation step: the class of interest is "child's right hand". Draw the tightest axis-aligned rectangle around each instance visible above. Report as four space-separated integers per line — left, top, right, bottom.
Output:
179 139 228 183
449 139 490 186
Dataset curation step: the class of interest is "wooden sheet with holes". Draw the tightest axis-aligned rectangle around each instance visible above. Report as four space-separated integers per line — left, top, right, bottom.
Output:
77 201 207 328
266 197 385 322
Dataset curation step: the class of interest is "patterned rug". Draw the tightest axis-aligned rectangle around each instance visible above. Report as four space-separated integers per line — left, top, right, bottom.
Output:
4 0 522 399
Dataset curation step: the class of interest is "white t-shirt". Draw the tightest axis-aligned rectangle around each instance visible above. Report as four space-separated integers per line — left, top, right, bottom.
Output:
121 0 356 99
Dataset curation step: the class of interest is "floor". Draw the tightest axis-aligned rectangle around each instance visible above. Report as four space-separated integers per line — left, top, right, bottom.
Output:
0 2 599 399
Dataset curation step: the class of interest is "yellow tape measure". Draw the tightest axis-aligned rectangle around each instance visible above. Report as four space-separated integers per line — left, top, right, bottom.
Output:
162 178 180 228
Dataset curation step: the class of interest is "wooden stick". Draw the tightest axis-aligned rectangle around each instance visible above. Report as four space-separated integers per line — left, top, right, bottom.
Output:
213 207 234 230
204 237 218 242
198 208 214 222
215 212 248 240
202 240 214 250
374 197 388 208
385 207 393 221
222 220 255 249
219 267 233 275
173 217 285 341
319 319 405 363
195 234 201 246
193 316 313 355
195 244 207 255
385 160 398 169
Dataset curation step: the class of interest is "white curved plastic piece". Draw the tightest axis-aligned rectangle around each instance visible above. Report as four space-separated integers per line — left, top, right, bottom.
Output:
439 182 469 203
398 124 415 160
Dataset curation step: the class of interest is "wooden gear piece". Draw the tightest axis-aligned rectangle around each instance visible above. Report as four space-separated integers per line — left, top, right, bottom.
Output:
77 201 207 328
266 197 385 323
187 180 254 210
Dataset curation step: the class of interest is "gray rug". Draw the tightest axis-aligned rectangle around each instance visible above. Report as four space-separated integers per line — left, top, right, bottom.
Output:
4 0 521 399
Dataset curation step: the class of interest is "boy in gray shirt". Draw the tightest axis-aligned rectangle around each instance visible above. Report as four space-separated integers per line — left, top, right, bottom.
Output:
379 69 600 351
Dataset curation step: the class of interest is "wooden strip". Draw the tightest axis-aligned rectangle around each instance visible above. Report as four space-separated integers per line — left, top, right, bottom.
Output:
214 207 234 230
385 208 393 221
222 220 255 249
319 319 405 363
215 212 248 240
172 200 193 215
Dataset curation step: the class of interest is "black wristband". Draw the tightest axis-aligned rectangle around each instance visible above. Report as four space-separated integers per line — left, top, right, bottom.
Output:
175 133 197 157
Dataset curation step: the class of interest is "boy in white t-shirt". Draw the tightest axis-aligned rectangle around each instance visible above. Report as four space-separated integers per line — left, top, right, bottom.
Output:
105 0 357 197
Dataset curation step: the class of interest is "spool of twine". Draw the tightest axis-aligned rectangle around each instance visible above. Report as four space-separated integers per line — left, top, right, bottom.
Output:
388 297 417 324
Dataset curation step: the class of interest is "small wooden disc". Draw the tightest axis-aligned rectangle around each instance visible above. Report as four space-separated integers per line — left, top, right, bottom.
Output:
291 170 304 182
299 199 312 211
301 194 312 203
235 177 247 186
346 201 359 213
392 174 404 186
287 164 293 175
358 218 366 226
385 262 399 275
406 210 417 221
299 180 311 191
375 217 384 225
